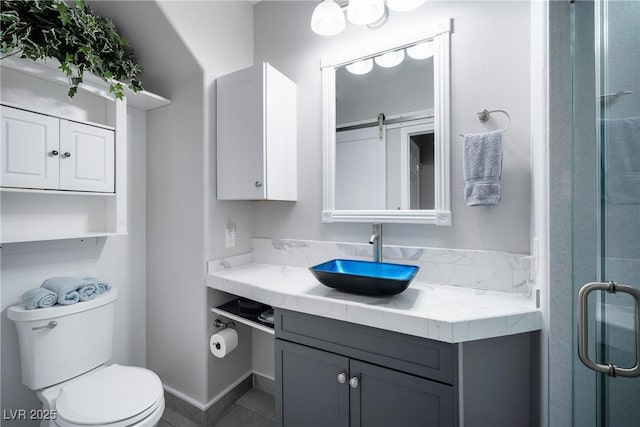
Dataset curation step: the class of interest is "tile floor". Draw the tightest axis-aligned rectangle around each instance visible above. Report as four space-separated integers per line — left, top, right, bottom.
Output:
159 388 275 427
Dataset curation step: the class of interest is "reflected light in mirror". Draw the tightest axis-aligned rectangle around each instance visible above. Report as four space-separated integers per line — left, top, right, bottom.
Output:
311 0 346 36
346 58 374 75
386 0 427 12
374 49 405 68
407 41 434 60
347 0 385 26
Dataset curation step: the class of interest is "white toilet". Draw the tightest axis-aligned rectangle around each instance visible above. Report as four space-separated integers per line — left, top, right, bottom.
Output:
8 289 165 427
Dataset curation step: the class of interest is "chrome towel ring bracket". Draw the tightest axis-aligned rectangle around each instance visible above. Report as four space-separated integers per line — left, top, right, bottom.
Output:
460 109 511 137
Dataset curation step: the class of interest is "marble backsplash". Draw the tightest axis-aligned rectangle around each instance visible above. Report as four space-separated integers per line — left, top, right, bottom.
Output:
250 238 533 295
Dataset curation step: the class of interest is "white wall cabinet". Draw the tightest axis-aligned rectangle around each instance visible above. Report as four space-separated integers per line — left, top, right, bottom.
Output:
1 57 170 243
1 106 60 190
1 106 115 193
216 62 297 201
59 120 115 193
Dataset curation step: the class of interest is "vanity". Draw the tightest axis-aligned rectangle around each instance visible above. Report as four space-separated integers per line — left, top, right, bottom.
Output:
207 254 541 427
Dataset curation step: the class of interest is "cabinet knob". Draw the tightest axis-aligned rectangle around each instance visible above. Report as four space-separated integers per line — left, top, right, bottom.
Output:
50 150 59 156
337 373 347 384
349 377 359 389
255 180 263 188
63 152 71 158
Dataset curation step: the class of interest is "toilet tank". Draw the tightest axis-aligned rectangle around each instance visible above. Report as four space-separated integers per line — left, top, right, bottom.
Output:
8 289 117 390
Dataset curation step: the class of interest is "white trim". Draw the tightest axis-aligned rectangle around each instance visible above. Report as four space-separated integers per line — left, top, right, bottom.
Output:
321 19 452 225
400 122 435 210
321 209 452 224
321 18 452 68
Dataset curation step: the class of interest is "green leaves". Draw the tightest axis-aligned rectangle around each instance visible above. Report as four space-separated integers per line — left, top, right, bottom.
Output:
0 0 143 99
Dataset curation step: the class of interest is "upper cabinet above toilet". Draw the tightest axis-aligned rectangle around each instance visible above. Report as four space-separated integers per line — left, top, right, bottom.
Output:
216 63 297 201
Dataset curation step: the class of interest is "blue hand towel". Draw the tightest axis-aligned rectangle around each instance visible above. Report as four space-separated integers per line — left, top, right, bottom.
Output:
82 277 112 295
463 130 503 206
21 288 58 310
41 277 83 305
78 283 98 301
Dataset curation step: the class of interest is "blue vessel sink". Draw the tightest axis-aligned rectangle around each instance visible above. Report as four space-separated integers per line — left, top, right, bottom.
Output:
309 259 419 296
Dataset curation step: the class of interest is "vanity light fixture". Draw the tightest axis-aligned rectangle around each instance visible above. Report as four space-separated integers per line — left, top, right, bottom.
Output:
374 49 405 68
310 0 346 36
312 0 425 36
406 40 434 59
346 58 374 75
347 0 386 26
386 0 427 12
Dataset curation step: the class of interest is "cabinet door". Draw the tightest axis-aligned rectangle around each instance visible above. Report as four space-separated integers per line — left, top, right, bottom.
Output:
216 63 266 200
350 359 454 427
1 106 60 189
59 120 115 192
276 339 349 427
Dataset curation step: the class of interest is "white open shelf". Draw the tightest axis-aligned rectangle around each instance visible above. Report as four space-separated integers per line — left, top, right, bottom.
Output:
1 232 123 244
1 187 116 196
1 56 171 111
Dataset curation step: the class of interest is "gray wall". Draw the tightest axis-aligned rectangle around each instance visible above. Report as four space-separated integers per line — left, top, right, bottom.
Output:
77 0 256 407
253 1 531 253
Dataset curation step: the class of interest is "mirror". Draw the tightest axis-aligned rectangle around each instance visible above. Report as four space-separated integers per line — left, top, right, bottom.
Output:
321 19 452 225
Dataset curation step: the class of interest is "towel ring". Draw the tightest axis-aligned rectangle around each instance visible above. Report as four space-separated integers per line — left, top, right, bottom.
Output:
459 109 511 137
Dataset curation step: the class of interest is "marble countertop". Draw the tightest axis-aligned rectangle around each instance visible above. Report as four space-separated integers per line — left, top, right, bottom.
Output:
206 261 542 343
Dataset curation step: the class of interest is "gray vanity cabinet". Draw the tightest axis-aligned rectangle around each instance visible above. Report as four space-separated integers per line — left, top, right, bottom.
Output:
350 359 454 427
277 340 349 427
275 309 456 427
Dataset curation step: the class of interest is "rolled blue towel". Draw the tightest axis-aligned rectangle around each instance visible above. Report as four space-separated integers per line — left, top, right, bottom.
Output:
21 288 57 310
82 277 112 294
41 277 84 305
78 283 98 302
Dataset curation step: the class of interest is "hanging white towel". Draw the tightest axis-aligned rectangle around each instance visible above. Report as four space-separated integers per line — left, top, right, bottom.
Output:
463 130 503 206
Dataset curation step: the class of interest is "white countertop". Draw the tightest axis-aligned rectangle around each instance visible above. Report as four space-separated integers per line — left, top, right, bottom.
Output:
206 262 542 343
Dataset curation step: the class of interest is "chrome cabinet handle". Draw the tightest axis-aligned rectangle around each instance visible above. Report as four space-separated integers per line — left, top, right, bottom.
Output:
255 180 263 188
578 281 640 377
337 373 347 384
349 376 359 388
32 321 57 331
63 152 71 158
50 150 59 156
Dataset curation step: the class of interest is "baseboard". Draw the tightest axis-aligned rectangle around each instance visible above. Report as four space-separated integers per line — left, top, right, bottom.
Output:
252 371 275 396
163 371 254 426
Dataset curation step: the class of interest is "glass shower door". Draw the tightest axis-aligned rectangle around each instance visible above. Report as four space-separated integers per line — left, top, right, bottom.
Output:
573 1 640 426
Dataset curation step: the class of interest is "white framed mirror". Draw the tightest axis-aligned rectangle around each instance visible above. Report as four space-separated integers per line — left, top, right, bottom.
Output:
321 19 452 225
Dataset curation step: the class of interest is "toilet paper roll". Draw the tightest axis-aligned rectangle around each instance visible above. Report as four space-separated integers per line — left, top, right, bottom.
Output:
210 328 238 358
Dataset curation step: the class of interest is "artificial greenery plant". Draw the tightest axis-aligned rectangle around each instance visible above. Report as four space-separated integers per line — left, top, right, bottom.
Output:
0 0 143 99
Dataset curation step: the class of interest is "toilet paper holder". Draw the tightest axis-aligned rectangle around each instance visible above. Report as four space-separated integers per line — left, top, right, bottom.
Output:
214 319 236 329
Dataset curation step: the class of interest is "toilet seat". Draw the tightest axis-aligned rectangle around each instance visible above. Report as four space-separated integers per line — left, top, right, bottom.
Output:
53 365 163 427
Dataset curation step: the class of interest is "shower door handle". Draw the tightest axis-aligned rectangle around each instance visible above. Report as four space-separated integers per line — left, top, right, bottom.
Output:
577 281 640 377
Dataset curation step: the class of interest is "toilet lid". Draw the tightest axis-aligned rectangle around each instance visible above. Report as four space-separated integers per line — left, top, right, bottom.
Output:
56 365 163 425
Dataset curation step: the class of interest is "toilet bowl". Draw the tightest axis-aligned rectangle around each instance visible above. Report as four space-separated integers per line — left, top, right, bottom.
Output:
8 289 165 427
38 365 164 427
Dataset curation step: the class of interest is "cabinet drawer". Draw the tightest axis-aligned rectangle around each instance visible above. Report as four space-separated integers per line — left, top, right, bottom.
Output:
275 309 455 385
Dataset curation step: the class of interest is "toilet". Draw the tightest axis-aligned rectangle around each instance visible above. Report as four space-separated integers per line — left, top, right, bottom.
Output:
8 289 165 427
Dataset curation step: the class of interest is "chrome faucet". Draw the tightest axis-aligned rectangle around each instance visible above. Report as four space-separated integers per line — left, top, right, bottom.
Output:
369 223 383 263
